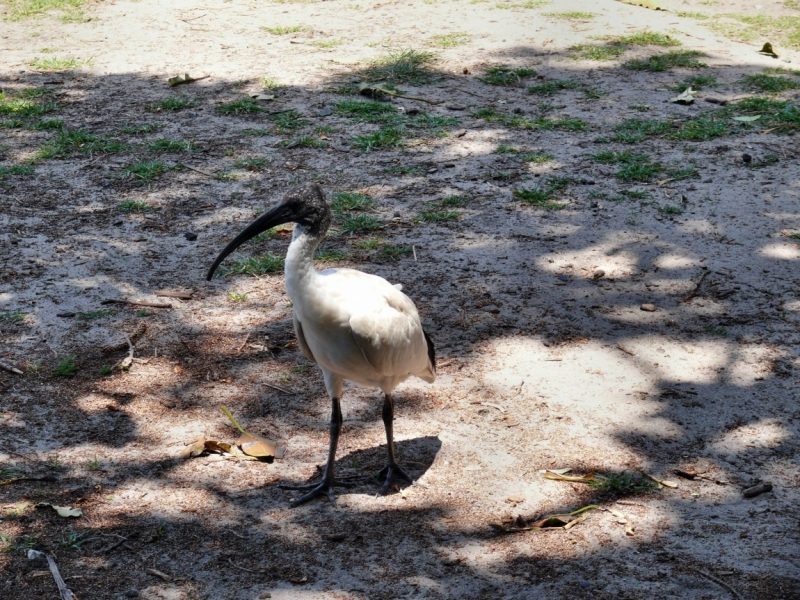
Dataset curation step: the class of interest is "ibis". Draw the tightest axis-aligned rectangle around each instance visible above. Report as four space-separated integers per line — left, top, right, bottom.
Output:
207 183 436 506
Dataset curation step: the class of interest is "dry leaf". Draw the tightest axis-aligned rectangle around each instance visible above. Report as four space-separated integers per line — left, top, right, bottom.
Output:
220 406 283 459
733 115 761 122
36 503 82 518
538 468 572 475
181 436 206 459
758 42 778 58
543 470 596 483
168 73 209 87
670 88 695 105
248 93 275 101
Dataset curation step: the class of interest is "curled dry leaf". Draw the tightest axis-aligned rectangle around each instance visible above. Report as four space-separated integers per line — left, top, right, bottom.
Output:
181 436 206 459
543 470 596 483
670 88 695 105
220 406 284 459
491 505 599 533
35 503 83 518
758 42 778 58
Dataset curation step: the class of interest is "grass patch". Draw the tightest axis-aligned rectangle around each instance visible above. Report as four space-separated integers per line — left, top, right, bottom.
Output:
745 74 799 93
276 135 326 148
331 191 375 212
587 473 659 495
0 163 34 178
522 151 553 163
672 114 728 141
677 11 709 19
268 110 307 132
339 214 383 234
611 118 671 143
570 42 626 61
352 126 404 151
315 248 349 262
234 157 268 170
616 161 663 182
227 291 248 302
436 194 470 208
473 108 589 131
624 50 705 72
29 56 91 70
479 65 536 86
545 11 594 19
148 139 198 153
514 177 569 209
118 200 151 212
591 150 649 164
261 24 306 34
37 128 127 158
53 357 78 377
119 123 159 134
0 310 27 322
30 118 63 130
121 162 167 185
707 13 800 48
361 49 436 85
528 79 581 95
223 253 285 276
1 0 88 21
152 96 195 112
0 91 58 118
618 32 680 46
311 38 344 48
430 32 470 47
418 209 459 222
217 97 263 115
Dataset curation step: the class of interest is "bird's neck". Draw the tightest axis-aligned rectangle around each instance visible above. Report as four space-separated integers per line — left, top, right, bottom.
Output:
284 224 323 300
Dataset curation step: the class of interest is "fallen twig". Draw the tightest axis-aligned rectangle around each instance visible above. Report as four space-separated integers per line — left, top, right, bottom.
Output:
264 382 296 395
146 568 173 582
617 343 635 356
99 535 129 555
0 475 57 486
0 359 23 375
237 333 250 354
101 299 172 308
682 270 710 303
177 163 215 178
689 567 743 600
227 559 262 574
27 550 76 600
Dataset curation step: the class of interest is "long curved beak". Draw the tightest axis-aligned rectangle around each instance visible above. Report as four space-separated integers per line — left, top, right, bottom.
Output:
206 204 294 281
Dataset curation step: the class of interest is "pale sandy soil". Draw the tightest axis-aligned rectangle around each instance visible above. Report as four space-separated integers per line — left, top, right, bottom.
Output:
1 0 799 598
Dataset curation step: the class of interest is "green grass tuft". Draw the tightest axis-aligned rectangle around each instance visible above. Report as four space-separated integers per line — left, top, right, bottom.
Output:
121 161 167 184
616 161 663 182
233 157 268 170
339 214 384 233
152 96 195 112
352 126 404 151
361 49 437 85
30 56 91 70
268 110 307 132
612 118 671 143
217 97 263 115
745 74 799 93
0 164 34 179
617 32 680 47
0 310 27 322
119 123 160 134
570 43 626 61
528 79 581 95
331 191 375 212
521 151 553 163
545 11 594 19
223 253 285 275
624 50 706 72
335 100 398 123
479 65 536 86
53 357 78 377
430 32 470 47
418 209 459 222
261 25 306 34
118 200 151 212
514 177 569 209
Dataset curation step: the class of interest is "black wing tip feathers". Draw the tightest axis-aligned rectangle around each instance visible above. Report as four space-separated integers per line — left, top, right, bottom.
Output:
423 330 436 373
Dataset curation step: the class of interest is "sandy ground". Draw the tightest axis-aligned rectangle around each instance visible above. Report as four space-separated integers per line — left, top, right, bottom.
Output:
1 0 800 598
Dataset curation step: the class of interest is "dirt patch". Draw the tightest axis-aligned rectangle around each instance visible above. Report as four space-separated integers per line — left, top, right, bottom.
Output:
1 0 799 598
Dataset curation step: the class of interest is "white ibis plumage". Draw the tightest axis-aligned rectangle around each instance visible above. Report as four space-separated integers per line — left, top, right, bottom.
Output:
206 183 436 506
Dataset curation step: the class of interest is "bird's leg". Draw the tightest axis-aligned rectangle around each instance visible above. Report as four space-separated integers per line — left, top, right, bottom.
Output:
279 395 353 507
374 393 414 495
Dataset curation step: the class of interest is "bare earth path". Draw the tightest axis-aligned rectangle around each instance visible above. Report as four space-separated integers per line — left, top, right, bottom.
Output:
1 0 799 598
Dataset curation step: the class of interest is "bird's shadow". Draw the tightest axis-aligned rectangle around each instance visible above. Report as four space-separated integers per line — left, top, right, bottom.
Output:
294 435 443 487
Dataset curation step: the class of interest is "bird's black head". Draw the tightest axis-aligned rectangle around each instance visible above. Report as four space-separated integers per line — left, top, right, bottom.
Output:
205 182 331 281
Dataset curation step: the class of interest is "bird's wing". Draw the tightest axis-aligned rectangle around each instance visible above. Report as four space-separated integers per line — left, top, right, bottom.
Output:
293 312 316 362
345 277 433 381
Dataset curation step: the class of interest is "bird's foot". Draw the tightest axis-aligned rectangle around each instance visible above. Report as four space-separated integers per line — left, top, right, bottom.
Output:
279 479 356 508
374 463 414 496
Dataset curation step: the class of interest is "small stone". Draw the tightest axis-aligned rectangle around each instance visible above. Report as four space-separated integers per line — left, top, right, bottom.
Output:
184 232 198 241
579 581 592 589
393 211 401 218
318 106 332 117
124 590 140 598
113 220 123 226
640 303 657 312
742 153 752 164
558 275 570 282
446 105 466 111
57 312 76 318
592 269 605 280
